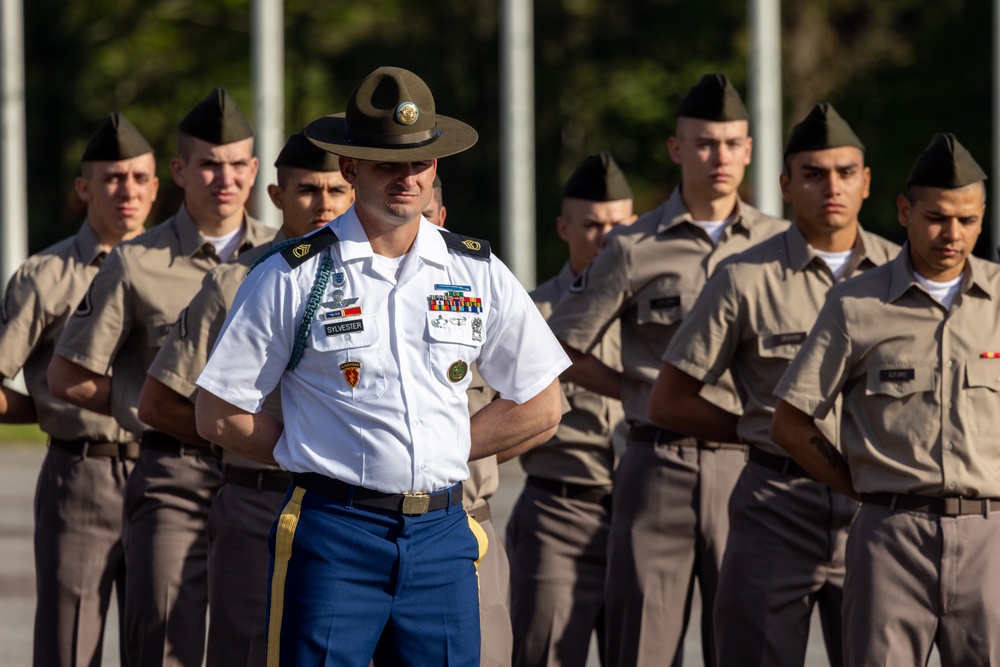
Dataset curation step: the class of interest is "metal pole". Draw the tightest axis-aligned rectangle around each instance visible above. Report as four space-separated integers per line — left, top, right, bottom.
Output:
993 0 1000 258
748 0 783 217
499 0 536 287
251 0 284 230
1 0 28 283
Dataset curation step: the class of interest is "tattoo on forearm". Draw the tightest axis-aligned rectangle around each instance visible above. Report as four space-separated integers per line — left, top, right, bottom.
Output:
809 435 839 468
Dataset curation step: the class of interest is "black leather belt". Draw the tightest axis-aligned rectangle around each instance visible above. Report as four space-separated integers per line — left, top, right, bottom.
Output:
526 475 611 506
628 424 745 451
861 493 998 517
292 472 463 515
141 431 217 457
748 448 814 479
50 437 140 460
223 465 291 493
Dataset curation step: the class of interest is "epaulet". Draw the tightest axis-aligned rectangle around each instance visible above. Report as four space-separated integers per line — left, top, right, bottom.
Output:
438 229 491 260
280 227 340 268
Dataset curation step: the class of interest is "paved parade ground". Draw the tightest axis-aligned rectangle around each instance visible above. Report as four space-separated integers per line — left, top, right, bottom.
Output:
0 443 939 666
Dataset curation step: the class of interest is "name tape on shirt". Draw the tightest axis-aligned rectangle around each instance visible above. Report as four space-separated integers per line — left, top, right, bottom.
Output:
650 295 681 310
325 319 364 337
880 368 915 382
768 332 807 346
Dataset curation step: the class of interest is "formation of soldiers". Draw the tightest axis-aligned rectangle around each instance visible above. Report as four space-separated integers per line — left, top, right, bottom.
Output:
0 68 996 667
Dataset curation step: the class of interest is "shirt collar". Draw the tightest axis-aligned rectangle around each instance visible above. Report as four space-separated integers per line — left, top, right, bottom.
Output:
76 219 111 266
174 203 269 259
332 206 452 268
784 223 891 274
886 245 995 303
656 186 751 239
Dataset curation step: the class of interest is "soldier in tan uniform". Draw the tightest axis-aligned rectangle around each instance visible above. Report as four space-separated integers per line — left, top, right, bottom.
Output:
505 152 633 667
48 89 274 667
0 113 157 667
650 105 899 666
546 74 788 667
136 131 354 667
422 176 514 667
771 134 1000 665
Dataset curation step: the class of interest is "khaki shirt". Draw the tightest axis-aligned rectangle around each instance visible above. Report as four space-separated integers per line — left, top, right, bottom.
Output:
664 224 899 455
464 365 499 511
523 262 625 486
0 221 133 442
149 232 286 470
546 188 788 426
775 248 1000 498
55 205 274 433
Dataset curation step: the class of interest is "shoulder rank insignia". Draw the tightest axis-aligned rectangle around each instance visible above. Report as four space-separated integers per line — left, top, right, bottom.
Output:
438 229 491 260
279 227 340 269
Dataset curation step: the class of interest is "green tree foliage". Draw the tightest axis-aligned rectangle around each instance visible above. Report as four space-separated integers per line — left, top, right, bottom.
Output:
22 0 992 280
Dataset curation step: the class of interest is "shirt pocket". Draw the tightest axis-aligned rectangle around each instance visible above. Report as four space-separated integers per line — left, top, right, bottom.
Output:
756 331 808 361
309 317 386 401
426 312 484 398
635 280 697 328
964 358 1000 438
865 363 936 441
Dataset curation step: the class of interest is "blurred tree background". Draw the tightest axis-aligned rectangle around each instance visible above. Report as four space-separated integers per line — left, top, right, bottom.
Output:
22 0 992 282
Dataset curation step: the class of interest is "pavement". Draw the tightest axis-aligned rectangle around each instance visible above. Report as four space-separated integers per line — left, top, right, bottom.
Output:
0 442 941 666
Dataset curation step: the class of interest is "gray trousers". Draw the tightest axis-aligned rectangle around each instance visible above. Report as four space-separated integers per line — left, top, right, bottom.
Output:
714 460 855 667
844 503 1000 666
507 482 610 667
604 439 744 667
122 449 222 667
33 445 132 667
205 478 286 667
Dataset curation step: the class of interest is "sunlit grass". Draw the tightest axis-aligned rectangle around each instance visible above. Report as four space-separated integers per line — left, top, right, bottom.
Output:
0 423 46 444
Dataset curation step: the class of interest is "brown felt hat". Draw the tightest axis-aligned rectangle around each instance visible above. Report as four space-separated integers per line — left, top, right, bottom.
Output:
784 103 864 157
675 73 748 121
562 152 633 202
275 132 341 172
82 112 153 162
304 67 478 161
906 133 987 188
179 88 254 145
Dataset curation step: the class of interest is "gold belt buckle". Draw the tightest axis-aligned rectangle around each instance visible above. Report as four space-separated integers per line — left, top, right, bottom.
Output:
402 492 431 515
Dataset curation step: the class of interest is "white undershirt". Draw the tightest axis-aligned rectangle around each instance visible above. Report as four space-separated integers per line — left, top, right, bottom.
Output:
371 252 408 283
691 218 730 244
913 272 963 309
203 226 243 262
812 248 853 280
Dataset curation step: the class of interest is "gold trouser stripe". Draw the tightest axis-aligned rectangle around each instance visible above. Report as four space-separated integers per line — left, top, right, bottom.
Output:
466 511 489 593
266 486 307 667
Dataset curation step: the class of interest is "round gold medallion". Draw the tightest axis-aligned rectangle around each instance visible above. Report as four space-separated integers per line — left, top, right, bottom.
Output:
447 359 468 383
395 101 419 126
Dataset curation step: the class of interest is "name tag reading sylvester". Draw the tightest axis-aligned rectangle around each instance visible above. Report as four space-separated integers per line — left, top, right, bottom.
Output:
325 319 364 337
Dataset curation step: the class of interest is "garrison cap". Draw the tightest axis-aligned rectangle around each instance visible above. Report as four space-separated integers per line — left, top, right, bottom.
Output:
81 112 153 162
675 73 748 121
178 87 254 144
906 133 987 188
304 66 478 162
784 103 864 157
274 132 341 172
562 152 633 202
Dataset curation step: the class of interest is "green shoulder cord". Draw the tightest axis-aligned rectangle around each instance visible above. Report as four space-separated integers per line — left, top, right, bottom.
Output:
247 236 334 371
